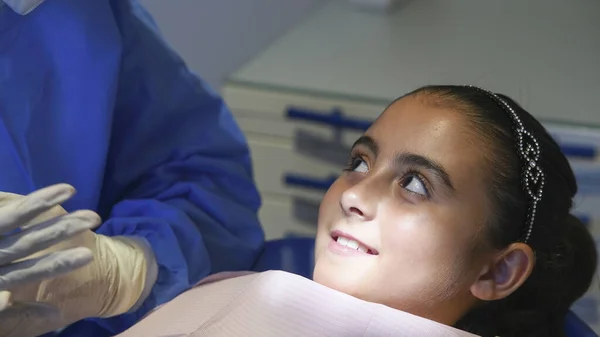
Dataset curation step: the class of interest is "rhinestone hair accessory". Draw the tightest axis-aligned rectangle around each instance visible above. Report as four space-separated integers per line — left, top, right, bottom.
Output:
466 85 545 243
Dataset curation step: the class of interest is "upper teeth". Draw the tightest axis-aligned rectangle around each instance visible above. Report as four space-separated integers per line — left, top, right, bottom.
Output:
337 236 368 253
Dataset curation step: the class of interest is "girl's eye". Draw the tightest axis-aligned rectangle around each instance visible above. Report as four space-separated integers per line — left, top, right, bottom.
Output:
401 174 428 196
347 157 369 173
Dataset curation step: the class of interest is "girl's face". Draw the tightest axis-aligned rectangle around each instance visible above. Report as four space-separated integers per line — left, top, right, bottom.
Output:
313 95 495 324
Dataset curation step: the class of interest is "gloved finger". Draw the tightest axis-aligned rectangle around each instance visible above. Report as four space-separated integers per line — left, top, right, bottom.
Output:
0 301 62 337
0 247 92 291
0 210 100 265
0 184 75 235
0 291 9 311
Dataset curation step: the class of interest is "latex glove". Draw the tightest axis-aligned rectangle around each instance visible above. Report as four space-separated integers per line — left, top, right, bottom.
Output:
1 186 158 337
2 192 158 329
0 184 99 337
0 290 66 337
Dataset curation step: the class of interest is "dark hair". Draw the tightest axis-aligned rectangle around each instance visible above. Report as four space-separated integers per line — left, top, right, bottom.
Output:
405 85 597 337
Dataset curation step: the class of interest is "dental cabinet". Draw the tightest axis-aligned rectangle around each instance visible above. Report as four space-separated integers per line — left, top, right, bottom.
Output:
221 0 600 330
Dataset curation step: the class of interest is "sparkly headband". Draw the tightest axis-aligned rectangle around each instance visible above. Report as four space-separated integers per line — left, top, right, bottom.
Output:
466 85 545 243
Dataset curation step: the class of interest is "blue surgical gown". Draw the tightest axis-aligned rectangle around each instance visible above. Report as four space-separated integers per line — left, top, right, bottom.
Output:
0 0 265 336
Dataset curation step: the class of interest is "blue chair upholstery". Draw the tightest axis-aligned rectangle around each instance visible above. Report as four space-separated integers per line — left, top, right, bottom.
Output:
252 237 598 337
252 236 316 278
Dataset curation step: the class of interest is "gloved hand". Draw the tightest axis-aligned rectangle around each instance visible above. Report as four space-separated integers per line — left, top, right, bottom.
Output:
0 184 99 337
0 185 158 337
0 291 70 337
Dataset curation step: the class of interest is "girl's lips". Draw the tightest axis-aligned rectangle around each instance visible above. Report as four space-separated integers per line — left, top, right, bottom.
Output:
330 230 379 255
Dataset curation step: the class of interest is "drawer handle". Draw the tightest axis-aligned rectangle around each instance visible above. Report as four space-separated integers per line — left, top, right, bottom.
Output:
284 173 338 191
560 144 596 159
286 107 370 131
577 214 591 227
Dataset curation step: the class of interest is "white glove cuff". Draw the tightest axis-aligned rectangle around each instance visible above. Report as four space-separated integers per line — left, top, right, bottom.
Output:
95 234 156 317
124 236 158 313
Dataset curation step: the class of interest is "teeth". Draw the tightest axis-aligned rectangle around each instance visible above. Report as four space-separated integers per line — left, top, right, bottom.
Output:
346 240 359 249
336 236 369 253
337 236 348 246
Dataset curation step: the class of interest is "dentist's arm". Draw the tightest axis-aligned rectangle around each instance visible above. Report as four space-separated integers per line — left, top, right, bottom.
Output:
83 0 264 333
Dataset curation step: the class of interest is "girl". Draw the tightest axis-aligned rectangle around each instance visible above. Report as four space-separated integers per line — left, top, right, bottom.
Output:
312 85 597 336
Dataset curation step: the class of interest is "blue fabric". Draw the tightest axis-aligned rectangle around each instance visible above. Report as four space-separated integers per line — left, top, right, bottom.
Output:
0 0 264 336
252 237 315 279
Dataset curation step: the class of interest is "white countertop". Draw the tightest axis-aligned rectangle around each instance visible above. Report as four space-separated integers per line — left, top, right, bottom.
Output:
228 0 600 125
